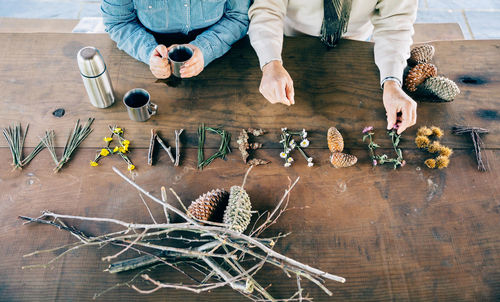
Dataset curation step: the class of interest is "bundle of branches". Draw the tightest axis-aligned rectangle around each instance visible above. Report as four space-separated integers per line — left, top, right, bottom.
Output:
20 167 345 301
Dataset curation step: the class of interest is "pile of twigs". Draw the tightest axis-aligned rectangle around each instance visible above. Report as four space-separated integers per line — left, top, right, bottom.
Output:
20 167 345 301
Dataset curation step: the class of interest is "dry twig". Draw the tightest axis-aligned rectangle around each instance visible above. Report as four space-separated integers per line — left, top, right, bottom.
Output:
20 166 345 301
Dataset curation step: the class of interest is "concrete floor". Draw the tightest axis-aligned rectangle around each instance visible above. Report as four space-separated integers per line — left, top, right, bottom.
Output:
0 0 499 39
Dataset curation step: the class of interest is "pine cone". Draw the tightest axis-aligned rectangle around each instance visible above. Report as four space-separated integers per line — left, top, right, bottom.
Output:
422 76 460 102
405 63 438 92
327 127 344 153
330 152 357 168
188 189 229 221
223 186 252 233
409 44 435 65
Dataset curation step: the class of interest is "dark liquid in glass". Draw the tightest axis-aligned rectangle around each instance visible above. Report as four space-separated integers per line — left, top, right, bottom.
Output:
169 48 192 62
124 91 149 108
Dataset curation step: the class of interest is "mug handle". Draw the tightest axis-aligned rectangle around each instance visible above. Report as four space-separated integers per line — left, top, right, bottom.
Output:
149 102 158 116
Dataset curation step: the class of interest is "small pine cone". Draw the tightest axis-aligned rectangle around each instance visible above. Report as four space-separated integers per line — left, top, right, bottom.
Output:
330 152 357 168
327 127 344 153
405 63 438 92
422 76 460 102
188 189 229 221
223 186 252 233
409 44 435 65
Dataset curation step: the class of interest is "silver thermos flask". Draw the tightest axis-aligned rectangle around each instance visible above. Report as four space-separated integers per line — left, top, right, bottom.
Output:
77 46 115 108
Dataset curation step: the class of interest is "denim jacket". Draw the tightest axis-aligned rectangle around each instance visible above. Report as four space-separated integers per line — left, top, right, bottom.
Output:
101 0 250 66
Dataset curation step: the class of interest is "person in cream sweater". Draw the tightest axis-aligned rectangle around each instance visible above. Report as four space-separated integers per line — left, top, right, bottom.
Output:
248 0 418 134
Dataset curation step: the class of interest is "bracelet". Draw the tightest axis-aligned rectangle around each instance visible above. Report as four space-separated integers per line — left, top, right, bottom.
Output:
381 76 402 89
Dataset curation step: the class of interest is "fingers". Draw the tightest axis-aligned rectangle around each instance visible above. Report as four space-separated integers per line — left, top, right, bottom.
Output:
150 65 171 79
180 54 203 78
180 62 203 78
167 44 179 52
397 102 417 134
386 105 398 130
150 56 169 68
150 56 171 79
155 44 169 58
276 85 291 106
261 78 294 106
285 80 295 105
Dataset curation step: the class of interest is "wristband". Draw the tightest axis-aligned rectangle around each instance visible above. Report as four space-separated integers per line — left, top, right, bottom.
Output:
381 76 402 89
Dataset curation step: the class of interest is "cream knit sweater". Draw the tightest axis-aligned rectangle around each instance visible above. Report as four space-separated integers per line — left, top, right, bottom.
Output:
248 0 418 85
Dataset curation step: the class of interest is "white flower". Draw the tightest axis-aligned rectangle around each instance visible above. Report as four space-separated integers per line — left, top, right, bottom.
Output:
307 157 313 162
308 162 314 167
287 157 294 163
284 162 291 167
285 133 290 137
290 143 296 149
280 152 287 159
300 139 310 148
279 139 285 144
289 139 295 147
281 127 287 132
285 148 291 154
302 129 307 138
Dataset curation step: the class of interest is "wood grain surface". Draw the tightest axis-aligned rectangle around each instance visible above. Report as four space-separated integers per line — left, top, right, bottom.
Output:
0 33 499 301
0 34 498 149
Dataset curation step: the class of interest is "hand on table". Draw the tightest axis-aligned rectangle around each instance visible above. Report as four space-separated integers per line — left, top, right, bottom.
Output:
149 44 171 79
383 80 417 134
260 60 295 106
176 44 204 78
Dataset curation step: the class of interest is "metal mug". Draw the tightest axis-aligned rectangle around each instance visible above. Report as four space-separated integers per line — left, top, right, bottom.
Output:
168 45 194 77
123 88 158 122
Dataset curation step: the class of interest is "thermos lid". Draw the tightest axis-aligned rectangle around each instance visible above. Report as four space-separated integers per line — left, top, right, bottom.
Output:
77 46 107 78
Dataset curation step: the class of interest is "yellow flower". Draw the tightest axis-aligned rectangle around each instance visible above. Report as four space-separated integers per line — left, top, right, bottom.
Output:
436 156 450 169
430 126 443 138
428 141 441 153
417 126 433 137
424 158 436 169
122 140 130 146
415 135 430 148
100 148 110 156
90 161 99 167
103 137 113 142
113 127 123 134
123 144 129 152
438 146 453 157
118 147 126 153
127 164 135 171
113 146 119 153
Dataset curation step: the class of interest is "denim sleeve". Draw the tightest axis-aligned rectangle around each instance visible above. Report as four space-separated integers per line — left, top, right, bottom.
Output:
190 0 250 67
101 0 158 65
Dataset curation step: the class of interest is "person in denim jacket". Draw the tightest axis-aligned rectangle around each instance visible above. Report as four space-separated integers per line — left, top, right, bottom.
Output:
101 0 250 79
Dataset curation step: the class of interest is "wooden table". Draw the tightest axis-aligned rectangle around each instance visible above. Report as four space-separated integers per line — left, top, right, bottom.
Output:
0 33 499 301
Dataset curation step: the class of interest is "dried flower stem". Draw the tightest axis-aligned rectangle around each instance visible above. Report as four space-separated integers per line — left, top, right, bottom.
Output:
363 128 404 169
175 129 184 166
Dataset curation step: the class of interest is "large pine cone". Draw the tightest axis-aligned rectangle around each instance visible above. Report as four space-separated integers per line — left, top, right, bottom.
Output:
422 76 460 102
405 63 438 92
188 188 229 221
223 186 252 233
327 127 344 153
409 44 435 65
330 152 357 168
